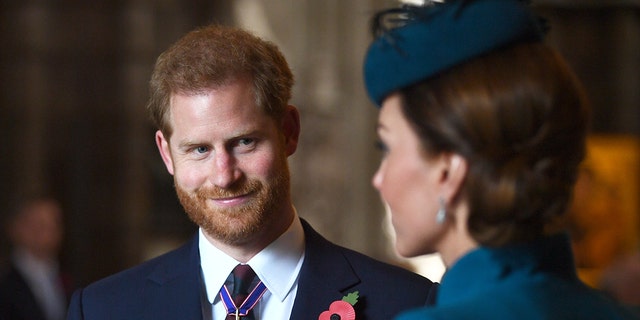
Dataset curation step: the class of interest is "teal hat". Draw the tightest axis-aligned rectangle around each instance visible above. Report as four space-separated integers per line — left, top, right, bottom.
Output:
363 0 546 106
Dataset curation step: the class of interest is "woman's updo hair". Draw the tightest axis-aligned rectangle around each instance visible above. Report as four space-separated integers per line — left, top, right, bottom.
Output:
400 42 590 247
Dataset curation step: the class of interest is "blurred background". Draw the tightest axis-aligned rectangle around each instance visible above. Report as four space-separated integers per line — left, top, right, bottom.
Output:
0 0 638 304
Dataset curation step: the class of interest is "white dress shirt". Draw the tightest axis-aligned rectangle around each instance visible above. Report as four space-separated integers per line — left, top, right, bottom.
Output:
12 249 66 320
199 215 305 319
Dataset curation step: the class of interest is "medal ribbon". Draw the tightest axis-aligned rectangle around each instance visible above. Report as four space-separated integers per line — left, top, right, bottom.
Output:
220 281 268 318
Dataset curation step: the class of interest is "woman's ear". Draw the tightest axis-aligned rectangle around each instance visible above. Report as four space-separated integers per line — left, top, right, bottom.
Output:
442 153 468 199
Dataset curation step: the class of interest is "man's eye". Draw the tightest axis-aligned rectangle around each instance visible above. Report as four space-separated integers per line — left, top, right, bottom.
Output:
238 138 255 146
195 146 209 154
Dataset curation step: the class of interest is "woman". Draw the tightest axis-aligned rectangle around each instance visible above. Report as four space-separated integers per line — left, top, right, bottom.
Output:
363 0 634 319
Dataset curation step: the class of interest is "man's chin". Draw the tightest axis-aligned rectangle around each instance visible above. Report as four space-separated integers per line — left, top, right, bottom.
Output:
203 226 259 246
200 214 263 241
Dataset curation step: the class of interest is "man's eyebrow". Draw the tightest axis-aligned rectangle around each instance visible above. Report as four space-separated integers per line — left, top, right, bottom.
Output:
176 139 207 150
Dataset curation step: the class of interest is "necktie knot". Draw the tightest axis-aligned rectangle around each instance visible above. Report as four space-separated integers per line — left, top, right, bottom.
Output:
233 264 254 278
231 264 256 303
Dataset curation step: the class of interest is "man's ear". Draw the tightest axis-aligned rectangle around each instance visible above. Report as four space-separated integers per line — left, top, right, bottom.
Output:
155 130 175 175
282 105 301 156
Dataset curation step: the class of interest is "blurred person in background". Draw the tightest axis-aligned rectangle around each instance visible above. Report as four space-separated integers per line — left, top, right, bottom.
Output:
0 195 74 320
362 0 635 318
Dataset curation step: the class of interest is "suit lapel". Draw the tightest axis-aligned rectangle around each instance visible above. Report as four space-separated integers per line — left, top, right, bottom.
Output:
290 220 361 320
142 235 204 320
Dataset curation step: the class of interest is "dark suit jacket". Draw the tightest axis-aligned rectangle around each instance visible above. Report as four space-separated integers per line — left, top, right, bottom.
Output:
0 264 48 320
0 262 74 320
67 219 438 319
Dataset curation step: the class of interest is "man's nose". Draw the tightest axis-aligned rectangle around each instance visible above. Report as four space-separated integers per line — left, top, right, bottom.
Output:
211 151 241 188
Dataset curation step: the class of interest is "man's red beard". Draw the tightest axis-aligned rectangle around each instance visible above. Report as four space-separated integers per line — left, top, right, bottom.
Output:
175 172 290 246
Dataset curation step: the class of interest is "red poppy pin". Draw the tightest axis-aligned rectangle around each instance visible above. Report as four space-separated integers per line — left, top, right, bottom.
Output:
318 291 359 320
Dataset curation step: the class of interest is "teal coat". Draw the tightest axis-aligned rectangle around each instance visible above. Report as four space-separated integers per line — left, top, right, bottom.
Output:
397 234 635 320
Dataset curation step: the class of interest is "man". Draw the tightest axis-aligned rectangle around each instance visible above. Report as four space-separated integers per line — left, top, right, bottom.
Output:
0 196 74 320
66 25 438 320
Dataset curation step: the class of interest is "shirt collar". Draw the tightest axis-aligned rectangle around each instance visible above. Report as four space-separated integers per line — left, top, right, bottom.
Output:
199 214 305 304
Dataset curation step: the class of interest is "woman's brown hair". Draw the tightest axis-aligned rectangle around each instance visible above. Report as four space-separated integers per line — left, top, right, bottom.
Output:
400 42 590 247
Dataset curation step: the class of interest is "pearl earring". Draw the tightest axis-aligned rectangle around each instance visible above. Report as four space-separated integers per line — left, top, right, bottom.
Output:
436 197 446 224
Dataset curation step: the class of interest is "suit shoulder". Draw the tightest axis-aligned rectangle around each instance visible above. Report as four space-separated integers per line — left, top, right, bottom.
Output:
82 238 195 297
319 240 440 310
301 219 437 291
339 244 431 283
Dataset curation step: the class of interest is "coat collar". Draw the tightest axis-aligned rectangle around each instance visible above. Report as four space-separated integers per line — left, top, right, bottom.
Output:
438 233 577 306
